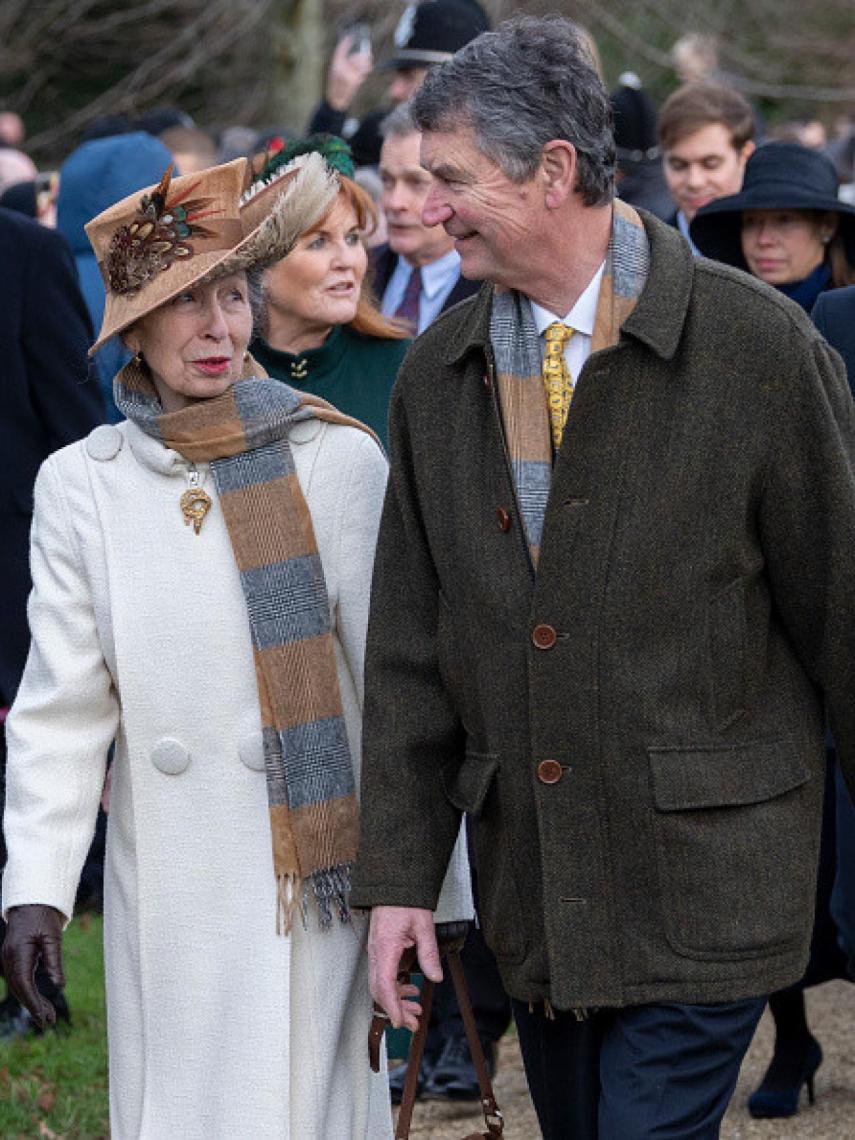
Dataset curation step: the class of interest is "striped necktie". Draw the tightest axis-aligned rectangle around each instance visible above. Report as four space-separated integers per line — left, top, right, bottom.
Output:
393 266 422 332
542 322 575 450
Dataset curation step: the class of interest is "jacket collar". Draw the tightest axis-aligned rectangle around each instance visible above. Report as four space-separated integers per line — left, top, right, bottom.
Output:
444 207 694 367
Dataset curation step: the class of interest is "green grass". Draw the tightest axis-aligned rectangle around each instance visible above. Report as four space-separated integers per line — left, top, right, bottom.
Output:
0 914 109 1139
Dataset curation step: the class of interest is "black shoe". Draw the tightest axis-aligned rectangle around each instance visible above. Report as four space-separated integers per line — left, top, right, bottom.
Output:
424 1033 496 1102
388 1054 432 1106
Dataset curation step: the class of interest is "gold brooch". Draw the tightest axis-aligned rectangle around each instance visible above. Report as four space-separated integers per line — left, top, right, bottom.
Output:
181 465 212 535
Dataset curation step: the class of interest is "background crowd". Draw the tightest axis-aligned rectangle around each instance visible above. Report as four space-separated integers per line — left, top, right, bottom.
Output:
1 0 854 1134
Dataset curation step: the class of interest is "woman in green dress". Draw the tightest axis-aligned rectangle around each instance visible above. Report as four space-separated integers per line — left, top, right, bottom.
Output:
249 137 409 451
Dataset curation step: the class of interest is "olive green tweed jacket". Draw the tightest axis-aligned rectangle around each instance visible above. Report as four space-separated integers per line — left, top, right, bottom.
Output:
351 212 855 1009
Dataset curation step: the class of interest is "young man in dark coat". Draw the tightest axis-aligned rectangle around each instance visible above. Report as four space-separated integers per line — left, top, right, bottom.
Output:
351 17 855 1138
0 207 104 1037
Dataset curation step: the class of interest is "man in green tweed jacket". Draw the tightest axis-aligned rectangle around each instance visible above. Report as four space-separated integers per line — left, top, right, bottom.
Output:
351 17 855 1138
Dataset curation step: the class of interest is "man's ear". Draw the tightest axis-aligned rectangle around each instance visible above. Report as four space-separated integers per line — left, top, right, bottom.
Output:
541 140 576 208
739 139 757 165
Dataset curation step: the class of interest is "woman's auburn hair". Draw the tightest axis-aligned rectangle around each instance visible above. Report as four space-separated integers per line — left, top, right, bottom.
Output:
303 176 410 341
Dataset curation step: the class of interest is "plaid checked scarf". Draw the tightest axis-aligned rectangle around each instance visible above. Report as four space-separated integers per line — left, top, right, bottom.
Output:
490 199 650 565
116 356 378 932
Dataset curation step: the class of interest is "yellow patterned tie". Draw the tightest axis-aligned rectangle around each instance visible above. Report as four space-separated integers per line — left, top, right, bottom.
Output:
543 322 575 450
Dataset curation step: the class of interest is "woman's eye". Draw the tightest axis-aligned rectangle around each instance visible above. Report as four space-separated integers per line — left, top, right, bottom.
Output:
307 235 325 250
345 231 361 246
174 291 196 304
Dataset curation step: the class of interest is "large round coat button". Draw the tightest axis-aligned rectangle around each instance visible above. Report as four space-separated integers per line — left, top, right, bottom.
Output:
86 425 123 461
239 730 267 771
532 624 557 650
537 759 564 785
150 737 191 775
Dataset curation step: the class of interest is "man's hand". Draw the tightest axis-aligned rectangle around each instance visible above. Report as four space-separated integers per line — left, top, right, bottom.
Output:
2 904 65 1029
326 35 373 112
368 906 442 1031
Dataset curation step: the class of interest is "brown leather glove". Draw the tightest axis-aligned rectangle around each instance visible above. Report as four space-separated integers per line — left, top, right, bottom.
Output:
2 904 66 1029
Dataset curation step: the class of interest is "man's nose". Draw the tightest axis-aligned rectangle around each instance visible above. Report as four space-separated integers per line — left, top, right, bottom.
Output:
421 183 451 228
385 183 409 214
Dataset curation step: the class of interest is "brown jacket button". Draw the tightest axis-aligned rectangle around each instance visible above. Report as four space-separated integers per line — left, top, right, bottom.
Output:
537 759 563 785
496 507 511 532
532 623 557 649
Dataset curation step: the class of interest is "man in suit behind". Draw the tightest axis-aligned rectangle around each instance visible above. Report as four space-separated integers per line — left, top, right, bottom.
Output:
373 103 478 335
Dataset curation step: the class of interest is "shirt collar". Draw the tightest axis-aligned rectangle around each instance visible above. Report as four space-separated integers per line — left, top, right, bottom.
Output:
530 261 606 338
676 210 701 256
415 248 461 299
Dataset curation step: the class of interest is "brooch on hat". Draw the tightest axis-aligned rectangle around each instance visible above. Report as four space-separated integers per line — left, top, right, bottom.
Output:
105 164 220 295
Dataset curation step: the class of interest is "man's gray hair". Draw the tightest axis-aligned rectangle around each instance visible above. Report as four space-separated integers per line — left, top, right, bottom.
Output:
380 103 418 141
410 15 615 207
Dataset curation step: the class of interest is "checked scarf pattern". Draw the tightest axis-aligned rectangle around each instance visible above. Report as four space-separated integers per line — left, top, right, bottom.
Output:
489 199 650 566
116 357 378 932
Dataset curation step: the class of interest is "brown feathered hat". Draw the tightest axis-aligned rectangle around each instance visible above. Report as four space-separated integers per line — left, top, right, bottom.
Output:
85 153 338 354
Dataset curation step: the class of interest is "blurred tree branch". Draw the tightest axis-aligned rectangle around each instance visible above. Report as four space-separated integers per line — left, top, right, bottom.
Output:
0 0 852 167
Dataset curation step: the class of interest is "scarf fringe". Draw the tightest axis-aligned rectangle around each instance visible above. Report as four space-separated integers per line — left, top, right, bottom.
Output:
277 872 299 937
277 864 353 935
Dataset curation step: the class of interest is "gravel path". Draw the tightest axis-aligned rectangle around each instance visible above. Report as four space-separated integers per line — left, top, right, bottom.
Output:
398 980 855 1138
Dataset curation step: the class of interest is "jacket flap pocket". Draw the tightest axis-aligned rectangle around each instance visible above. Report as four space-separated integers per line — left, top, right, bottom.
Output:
442 748 499 815
649 741 810 812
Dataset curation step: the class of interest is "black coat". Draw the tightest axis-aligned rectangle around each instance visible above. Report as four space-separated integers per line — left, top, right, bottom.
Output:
0 208 104 706
369 244 480 321
813 286 855 393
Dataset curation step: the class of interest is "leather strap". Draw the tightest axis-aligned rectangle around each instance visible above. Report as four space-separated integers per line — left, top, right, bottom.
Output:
447 948 504 1138
395 970 434 1139
385 941 505 1140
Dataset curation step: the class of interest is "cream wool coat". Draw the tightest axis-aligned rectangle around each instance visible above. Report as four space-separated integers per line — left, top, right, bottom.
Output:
3 414 473 1140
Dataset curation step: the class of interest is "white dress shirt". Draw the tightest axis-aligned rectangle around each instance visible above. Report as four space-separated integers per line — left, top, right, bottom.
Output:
380 249 462 334
676 210 701 256
530 261 606 378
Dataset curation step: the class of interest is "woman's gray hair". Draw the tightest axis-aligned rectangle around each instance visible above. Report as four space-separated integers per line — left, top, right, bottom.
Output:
245 267 266 335
410 15 615 207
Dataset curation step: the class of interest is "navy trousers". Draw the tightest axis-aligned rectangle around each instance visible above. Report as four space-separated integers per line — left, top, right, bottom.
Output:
513 995 765 1139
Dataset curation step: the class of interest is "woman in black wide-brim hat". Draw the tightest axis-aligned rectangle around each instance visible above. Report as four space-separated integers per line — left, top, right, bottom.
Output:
694 139 855 1123
691 140 855 312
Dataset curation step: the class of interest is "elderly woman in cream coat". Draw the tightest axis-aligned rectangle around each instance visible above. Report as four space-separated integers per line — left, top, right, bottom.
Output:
1 155 472 1139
